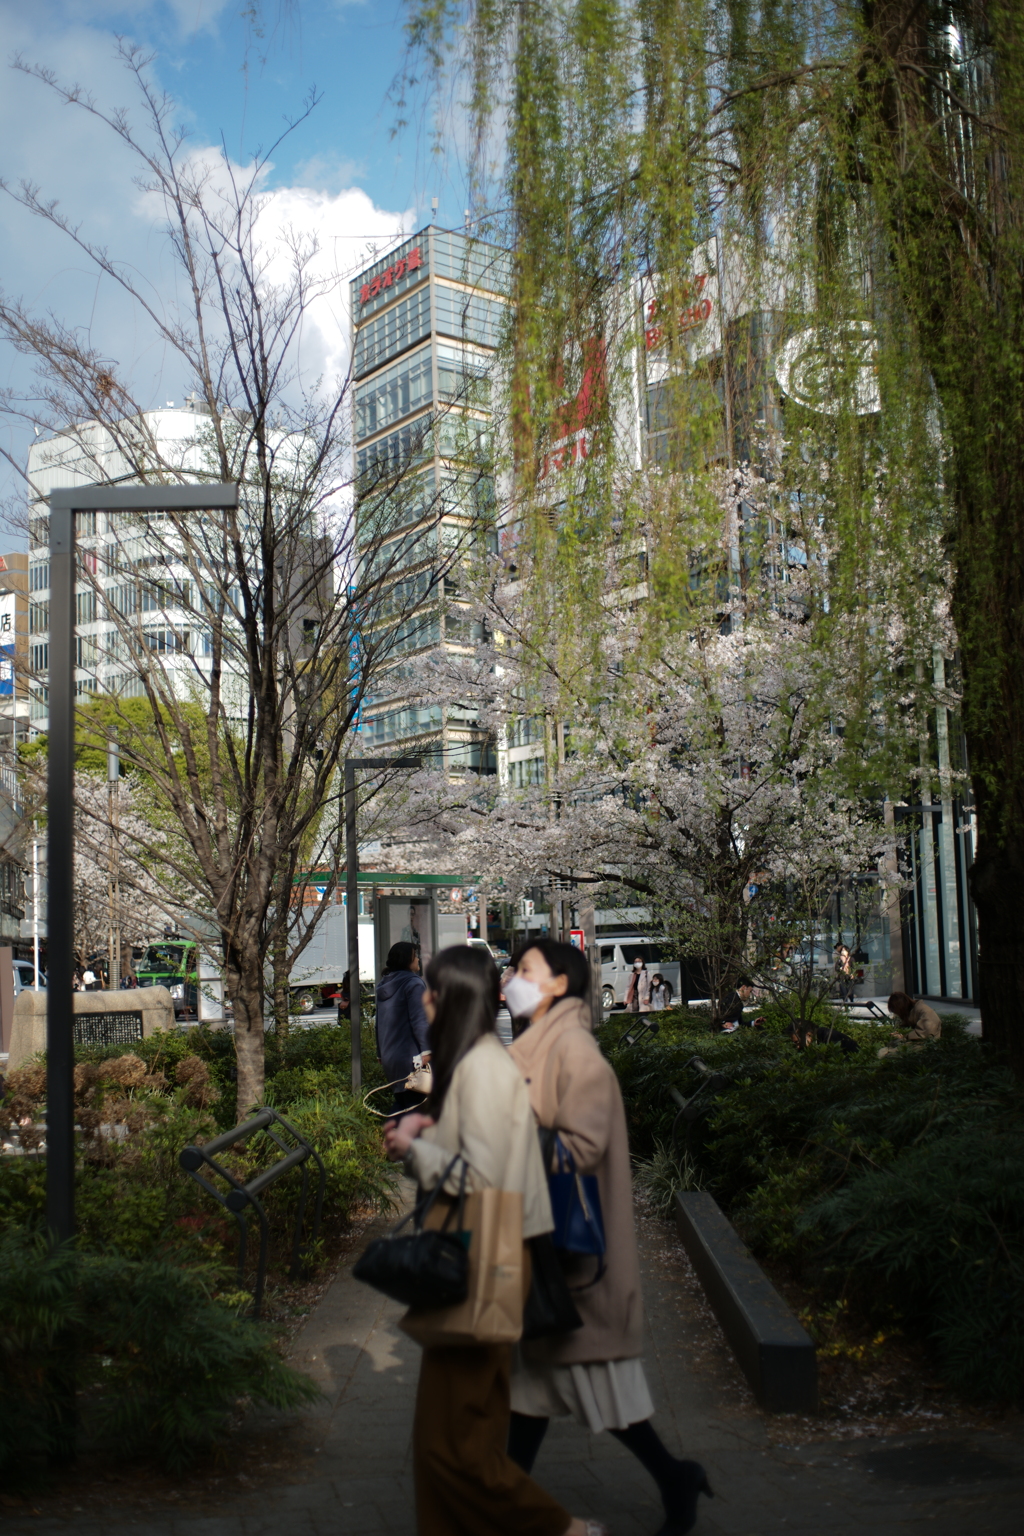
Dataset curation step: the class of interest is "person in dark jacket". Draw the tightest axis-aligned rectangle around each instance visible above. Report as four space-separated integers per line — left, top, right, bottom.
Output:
791 1022 860 1055
375 942 431 1115
714 978 764 1031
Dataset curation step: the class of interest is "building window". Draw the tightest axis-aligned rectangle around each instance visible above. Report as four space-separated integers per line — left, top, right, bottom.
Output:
445 608 484 645
142 628 190 654
383 611 441 658
30 564 49 593
355 417 434 484
434 284 506 348
510 716 544 748
355 345 434 440
76 589 96 624
436 343 491 410
30 642 48 672
431 231 510 294
365 703 443 744
354 285 432 379
510 755 545 788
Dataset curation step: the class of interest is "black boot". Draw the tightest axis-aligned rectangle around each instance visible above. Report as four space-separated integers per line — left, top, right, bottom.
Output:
609 1420 713 1535
653 1458 714 1536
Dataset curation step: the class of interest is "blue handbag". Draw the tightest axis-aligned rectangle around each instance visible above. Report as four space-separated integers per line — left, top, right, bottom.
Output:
546 1135 606 1281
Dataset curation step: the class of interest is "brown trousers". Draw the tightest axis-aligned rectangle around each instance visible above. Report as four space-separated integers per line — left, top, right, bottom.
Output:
413 1342 570 1536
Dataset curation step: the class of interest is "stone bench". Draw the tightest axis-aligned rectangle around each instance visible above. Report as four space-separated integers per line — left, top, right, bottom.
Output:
674 1190 818 1412
7 986 176 1069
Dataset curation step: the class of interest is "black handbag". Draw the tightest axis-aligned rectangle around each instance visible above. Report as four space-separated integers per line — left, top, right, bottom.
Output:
522 1232 584 1340
353 1156 469 1309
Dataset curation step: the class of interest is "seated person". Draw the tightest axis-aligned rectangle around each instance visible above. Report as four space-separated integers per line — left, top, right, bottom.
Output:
714 978 764 1031
879 991 942 1056
791 1022 860 1055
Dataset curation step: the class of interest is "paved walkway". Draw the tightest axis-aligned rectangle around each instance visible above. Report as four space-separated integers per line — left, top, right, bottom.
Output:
6 1199 1022 1536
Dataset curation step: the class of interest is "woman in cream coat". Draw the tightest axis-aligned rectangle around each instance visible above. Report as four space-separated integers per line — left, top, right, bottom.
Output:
502 939 712 1536
384 945 607 1536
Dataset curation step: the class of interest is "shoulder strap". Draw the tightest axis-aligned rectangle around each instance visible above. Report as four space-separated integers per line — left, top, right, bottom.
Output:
387 1152 464 1236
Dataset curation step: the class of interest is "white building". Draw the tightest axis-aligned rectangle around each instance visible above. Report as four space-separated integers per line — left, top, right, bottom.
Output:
25 402 244 730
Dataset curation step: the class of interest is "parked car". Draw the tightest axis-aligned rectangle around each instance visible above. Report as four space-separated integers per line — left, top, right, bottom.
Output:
598 937 682 1011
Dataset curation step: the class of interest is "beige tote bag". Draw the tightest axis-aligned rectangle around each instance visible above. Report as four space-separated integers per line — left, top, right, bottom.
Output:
399 1187 524 1347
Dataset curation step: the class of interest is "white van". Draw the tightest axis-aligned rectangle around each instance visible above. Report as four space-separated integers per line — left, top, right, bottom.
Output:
599 937 681 1011
12 958 45 994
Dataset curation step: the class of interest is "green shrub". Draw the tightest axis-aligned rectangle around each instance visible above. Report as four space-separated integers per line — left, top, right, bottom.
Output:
0 1231 319 1479
0 1232 79 1482
633 1140 705 1219
231 1090 398 1263
0 1069 394 1274
602 1013 1024 1401
801 1124 1024 1400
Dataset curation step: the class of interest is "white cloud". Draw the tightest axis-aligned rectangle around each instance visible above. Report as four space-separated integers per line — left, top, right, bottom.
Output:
0 2 412 519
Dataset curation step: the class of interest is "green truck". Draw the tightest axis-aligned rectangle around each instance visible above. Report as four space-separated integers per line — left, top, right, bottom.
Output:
136 940 199 1019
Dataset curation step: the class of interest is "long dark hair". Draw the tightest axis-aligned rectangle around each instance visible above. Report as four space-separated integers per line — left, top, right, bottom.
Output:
425 945 500 1114
520 937 591 1000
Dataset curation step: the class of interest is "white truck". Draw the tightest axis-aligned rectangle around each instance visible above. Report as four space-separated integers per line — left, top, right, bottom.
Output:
286 903 377 1014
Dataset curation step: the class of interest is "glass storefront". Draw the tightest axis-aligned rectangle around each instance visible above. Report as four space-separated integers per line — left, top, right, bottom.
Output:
897 653 979 1001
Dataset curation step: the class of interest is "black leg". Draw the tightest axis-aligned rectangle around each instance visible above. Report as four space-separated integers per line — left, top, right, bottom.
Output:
508 1411 550 1474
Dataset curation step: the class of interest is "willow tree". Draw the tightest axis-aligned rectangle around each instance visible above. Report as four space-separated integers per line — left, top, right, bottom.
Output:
402 0 1023 1068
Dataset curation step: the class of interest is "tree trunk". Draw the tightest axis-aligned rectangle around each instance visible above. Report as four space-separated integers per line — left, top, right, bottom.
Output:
864 0 1024 1075
272 925 291 1043
228 966 266 1121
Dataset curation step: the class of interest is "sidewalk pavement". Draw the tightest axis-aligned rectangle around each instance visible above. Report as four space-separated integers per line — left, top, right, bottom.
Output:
5 1196 1022 1536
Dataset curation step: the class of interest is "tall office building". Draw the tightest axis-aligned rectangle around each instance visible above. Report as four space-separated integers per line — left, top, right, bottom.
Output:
350 225 508 769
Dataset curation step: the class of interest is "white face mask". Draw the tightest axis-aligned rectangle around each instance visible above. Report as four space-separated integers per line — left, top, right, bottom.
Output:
634 960 643 969
503 973 545 1019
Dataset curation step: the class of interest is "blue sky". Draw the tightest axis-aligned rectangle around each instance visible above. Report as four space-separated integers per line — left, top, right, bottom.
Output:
0 0 473 524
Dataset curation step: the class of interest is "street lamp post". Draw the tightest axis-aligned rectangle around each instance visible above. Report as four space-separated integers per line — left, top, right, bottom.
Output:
344 756 420 1093
45 483 238 1245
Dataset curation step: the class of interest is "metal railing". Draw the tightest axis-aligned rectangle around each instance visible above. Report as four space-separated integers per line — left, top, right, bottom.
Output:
179 1107 326 1317
667 1056 730 1147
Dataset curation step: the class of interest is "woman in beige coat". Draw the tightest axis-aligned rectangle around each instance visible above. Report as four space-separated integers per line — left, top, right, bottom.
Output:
384 945 607 1536
502 939 712 1536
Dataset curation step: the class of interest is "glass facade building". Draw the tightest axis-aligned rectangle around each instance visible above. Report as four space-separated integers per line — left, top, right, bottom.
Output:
351 226 509 770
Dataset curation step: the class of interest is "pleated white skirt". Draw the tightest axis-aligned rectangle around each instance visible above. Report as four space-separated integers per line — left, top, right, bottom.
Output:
509 1351 654 1432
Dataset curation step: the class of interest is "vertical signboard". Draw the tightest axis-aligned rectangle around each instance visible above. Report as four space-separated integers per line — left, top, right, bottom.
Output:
0 590 15 696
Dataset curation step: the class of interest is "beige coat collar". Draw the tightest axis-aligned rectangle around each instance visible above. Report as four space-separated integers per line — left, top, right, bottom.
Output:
509 995 592 1075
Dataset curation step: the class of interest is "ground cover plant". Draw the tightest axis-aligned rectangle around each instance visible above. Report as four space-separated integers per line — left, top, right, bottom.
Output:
604 1010 1024 1403
0 1022 396 1479
0 1229 319 1483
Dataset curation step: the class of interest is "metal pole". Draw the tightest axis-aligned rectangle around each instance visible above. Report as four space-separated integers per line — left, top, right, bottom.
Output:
107 737 120 988
345 762 361 1093
47 504 76 1246
32 825 40 988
